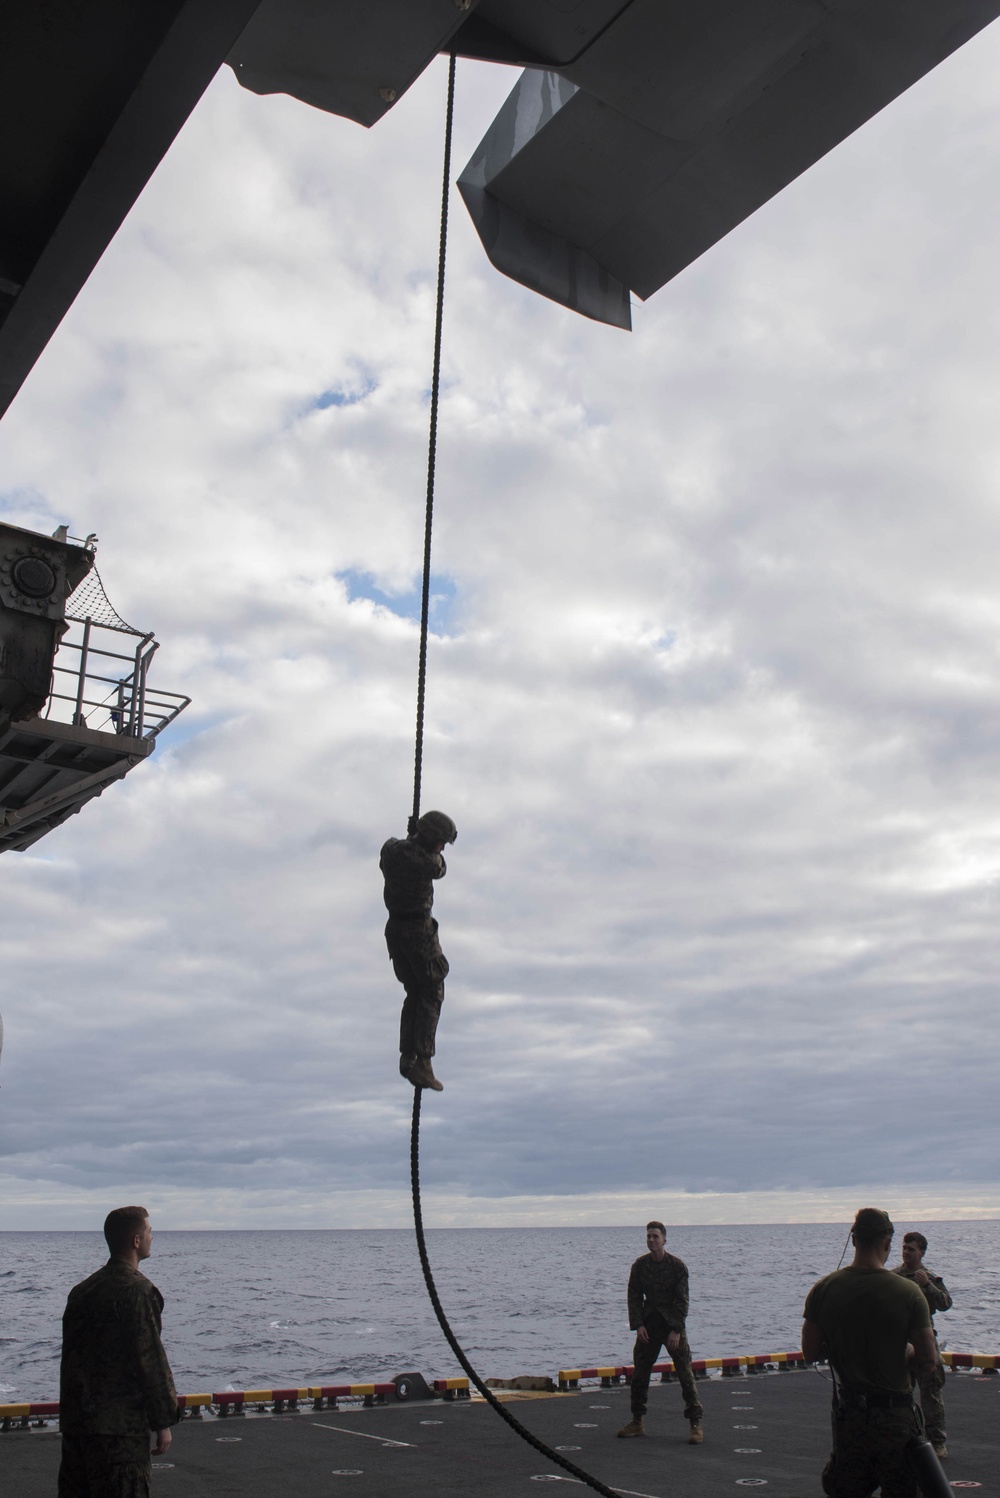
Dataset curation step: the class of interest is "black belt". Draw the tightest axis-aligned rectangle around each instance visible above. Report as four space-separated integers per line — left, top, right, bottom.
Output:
841 1387 913 1409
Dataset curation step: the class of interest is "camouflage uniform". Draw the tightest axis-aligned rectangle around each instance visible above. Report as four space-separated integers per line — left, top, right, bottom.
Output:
894 1262 952 1448
626 1251 703 1423
821 1401 922 1498
59 1259 179 1498
380 835 449 1058
804 1267 930 1498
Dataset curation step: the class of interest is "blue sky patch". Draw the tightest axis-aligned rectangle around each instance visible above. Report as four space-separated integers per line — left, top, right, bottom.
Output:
312 375 377 410
338 568 459 634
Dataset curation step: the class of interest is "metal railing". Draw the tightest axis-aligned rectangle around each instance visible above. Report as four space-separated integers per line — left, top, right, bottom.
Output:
44 615 190 740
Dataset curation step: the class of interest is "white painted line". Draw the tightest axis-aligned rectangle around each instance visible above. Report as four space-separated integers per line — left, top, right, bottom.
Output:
312 1423 415 1448
528 1478 662 1497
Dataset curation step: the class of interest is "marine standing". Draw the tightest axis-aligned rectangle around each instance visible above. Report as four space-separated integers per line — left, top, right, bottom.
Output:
894 1230 952 1458
802 1206 937 1498
380 809 457 1093
59 1205 180 1498
617 1221 704 1444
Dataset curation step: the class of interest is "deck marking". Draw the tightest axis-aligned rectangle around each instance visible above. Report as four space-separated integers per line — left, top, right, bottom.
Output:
734 1447 762 1453
529 1479 663 1497
330 1469 363 1475
313 1423 415 1448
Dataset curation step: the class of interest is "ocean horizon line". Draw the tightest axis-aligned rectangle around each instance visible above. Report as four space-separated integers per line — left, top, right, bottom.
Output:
2 1216 998 1234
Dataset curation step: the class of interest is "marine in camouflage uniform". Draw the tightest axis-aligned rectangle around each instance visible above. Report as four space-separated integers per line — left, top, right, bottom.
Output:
802 1208 937 1498
381 810 457 1092
894 1231 952 1455
618 1222 704 1441
59 1207 179 1498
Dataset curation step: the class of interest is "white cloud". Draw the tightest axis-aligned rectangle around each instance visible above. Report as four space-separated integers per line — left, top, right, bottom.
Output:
2 34 1000 1227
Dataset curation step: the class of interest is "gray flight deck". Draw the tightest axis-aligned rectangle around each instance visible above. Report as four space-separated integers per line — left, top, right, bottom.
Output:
3 1371 999 1497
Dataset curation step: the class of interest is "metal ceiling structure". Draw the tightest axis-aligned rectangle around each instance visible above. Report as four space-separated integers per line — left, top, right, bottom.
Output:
2 0 1000 410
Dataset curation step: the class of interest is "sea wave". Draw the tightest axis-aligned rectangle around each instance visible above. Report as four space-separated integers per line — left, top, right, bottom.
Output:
0 1222 996 1402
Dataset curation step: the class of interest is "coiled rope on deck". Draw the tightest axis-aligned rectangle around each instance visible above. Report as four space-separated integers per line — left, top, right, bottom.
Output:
403 60 623 1498
411 1091 621 1497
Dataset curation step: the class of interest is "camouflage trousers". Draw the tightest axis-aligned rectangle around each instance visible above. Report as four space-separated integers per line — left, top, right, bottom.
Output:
385 917 448 1058
916 1358 946 1446
58 1431 152 1498
629 1314 704 1423
821 1399 920 1498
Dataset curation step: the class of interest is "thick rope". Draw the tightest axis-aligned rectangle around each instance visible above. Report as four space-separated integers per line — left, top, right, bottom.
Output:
410 1090 623 1497
404 57 621 1497
410 51 457 834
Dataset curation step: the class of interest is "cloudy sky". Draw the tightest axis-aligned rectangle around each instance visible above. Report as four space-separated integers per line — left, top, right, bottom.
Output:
2 24 1000 1230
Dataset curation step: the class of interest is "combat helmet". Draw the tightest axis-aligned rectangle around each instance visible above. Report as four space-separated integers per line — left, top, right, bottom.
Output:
415 809 457 846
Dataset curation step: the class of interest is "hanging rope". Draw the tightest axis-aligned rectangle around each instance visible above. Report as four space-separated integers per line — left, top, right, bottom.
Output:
411 1091 623 1497
410 51 457 834
401 59 625 1498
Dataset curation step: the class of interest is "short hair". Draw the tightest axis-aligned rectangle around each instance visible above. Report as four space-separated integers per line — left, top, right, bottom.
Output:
903 1231 928 1253
646 1220 666 1236
851 1206 894 1247
104 1206 149 1254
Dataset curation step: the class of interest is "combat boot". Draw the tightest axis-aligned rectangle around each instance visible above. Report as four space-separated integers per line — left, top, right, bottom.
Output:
408 1056 444 1091
688 1421 704 1445
399 1054 417 1077
616 1418 644 1438
933 1442 948 1459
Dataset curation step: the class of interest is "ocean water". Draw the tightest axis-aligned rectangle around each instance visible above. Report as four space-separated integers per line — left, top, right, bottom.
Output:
1 1222 997 1403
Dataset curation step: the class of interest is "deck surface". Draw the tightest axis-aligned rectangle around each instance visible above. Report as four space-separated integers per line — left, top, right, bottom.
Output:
3 1370 998 1497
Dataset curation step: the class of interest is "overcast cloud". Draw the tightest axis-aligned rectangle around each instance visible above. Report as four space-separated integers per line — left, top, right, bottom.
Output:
1 29 999 1230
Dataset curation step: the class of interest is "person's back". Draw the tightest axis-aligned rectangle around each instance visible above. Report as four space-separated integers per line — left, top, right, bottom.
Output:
61 1260 174 1434
380 834 444 920
802 1207 936 1498
58 1206 178 1498
804 1266 926 1394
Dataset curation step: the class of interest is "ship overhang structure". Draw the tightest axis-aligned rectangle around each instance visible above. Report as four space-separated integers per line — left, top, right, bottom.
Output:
2 0 1000 408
